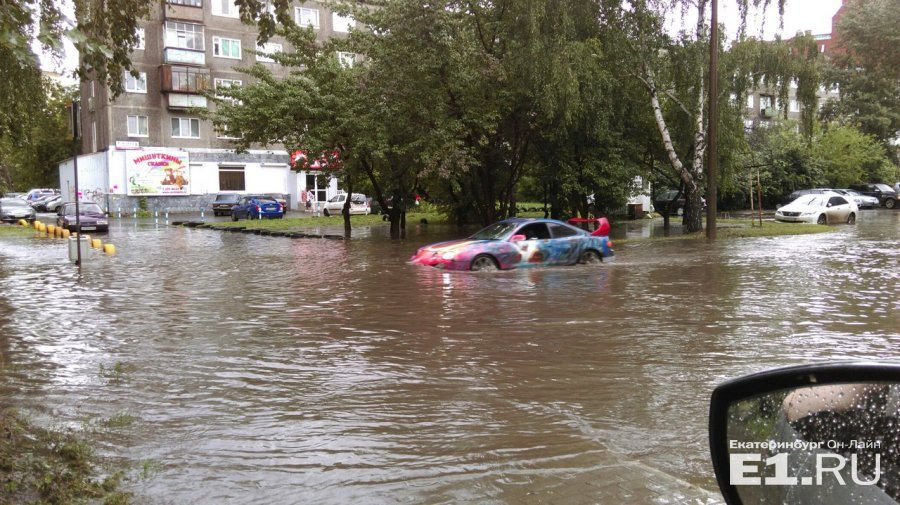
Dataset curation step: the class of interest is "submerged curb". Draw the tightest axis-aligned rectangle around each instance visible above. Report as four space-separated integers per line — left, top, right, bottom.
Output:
178 221 345 240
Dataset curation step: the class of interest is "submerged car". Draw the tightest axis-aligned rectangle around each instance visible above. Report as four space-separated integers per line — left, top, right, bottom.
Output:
410 217 614 271
56 202 109 232
323 193 369 216
774 192 858 225
0 197 37 223
231 195 283 221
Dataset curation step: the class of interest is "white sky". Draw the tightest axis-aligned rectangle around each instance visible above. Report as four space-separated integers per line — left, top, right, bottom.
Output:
41 0 842 84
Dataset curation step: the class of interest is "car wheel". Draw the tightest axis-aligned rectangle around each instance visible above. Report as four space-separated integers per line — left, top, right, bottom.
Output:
885 198 896 209
847 213 856 225
470 255 498 271
323 208 330 217
579 249 602 264
676 207 684 217
817 214 827 225
232 212 239 222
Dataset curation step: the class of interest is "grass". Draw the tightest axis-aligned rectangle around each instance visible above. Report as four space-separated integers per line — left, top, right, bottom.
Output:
213 210 446 230
0 223 34 237
0 409 132 504
615 218 833 244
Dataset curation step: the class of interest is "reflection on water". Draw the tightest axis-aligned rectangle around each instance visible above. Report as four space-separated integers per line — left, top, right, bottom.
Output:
0 212 897 503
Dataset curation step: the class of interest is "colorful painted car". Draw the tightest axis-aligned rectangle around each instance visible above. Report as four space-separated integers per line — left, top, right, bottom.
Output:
410 217 614 271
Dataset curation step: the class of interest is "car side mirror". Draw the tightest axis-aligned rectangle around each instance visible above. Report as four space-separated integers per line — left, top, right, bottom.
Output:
709 362 900 505
510 234 526 242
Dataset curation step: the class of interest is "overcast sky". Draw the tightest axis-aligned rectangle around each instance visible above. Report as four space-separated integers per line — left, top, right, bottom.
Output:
42 0 843 84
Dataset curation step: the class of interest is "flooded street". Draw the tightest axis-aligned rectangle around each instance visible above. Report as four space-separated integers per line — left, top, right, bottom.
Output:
1 211 898 503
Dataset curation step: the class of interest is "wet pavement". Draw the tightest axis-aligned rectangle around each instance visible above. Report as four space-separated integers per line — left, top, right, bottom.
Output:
0 209 897 504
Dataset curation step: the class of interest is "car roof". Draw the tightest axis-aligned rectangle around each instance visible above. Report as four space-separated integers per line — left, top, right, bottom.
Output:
497 217 578 227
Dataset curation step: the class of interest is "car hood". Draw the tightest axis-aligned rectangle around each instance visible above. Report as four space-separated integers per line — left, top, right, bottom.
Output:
779 201 824 213
417 239 497 254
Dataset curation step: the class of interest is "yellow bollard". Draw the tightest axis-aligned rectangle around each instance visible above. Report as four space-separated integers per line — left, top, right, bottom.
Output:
38 222 46 233
91 238 102 249
33 220 40 230
61 228 70 238
47 224 55 235
18 219 27 226
103 243 116 255
56 227 63 238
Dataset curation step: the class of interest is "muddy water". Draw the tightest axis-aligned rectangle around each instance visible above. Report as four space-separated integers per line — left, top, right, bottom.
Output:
0 212 897 503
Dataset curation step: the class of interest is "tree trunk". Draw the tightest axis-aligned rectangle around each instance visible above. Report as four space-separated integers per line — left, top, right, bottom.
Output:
342 173 353 238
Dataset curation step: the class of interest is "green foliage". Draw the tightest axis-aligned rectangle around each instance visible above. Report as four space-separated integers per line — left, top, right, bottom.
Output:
741 121 823 207
815 124 891 187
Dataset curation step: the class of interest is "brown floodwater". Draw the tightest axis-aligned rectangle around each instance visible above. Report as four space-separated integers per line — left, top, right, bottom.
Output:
0 211 897 503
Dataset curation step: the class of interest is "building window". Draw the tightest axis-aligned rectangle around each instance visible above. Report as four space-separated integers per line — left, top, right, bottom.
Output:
167 0 202 6
759 95 773 110
746 94 754 109
789 99 800 112
743 119 754 130
332 13 355 33
214 78 242 104
127 115 149 137
135 28 145 50
256 42 282 63
337 52 355 68
219 166 245 191
216 123 241 139
212 0 238 17
171 117 201 138
165 21 204 51
124 71 147 93
296 7 319 28
213 37 241 59
163 65 210 93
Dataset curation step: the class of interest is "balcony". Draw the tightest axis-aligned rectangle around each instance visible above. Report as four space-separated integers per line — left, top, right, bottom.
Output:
159 65 210 94
164 47 205 66
168 93 208 110
164 0 204 22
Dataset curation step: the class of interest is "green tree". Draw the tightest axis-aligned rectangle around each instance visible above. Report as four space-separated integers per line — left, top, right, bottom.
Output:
741 121 823 207
822 0 900 163
815 124 894 187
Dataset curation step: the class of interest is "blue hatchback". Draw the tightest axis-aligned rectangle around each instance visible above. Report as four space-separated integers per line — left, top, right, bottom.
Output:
231 195 284 221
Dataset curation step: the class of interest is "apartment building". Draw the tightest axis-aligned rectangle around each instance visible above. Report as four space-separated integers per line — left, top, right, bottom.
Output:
60 1 356 213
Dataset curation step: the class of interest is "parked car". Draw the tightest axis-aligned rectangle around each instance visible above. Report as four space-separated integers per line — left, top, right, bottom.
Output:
831 189 879 209
774 192 858 225
231 195 283 221
44 196 65 213
31 194 62 212
211 193 241 216
266 193 289 213
653 189 706 216
56 202 109 232
848 183 897 209
24 188 59 203
410 217 614 271
322 193 369 216
0 197 37 223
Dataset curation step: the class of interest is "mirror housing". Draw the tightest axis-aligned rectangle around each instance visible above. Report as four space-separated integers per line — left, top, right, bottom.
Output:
710 362 900 505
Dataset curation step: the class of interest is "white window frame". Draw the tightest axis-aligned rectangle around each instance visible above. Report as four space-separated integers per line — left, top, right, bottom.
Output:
165 21 204 51
256 42 282 63
212 0 239 18
216 123 242 139
296 7 320 28
337 52 355 68
212 36 242 59
127 115 149 137
135 28 145 50
214 78 242 104
789 99 800 113
746 94 754 109
332 13 355 33
171 117 201 138
124 71 148 93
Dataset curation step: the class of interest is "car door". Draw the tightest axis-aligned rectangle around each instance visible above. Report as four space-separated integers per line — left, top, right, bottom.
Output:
826 196 850 222
514 222 554 266
548 223 582 265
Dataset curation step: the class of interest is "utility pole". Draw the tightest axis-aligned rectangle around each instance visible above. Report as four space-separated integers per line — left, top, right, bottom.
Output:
706 0 718 240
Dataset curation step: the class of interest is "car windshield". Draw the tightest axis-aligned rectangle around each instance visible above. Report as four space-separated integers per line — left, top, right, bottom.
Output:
1 198 27 207
875 184 894 192
66 203 103 215
253 198 276 203
796 195 826 207
470 221 521 240
215 194 239 202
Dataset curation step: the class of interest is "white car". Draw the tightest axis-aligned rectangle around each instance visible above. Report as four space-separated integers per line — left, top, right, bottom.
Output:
775 192 858 225
831 189 879 209
322 193 370 216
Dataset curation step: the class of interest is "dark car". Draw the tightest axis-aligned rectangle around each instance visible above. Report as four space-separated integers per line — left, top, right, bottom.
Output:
211 193 241 216
653 189 706 216
848 183 897 209
231 195 284 221
31 194 62 212
56 202 109 233
0 197 36 223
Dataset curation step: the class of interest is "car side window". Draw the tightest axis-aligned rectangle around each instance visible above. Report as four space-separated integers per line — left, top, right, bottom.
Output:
518 223 551 240
828 196 846 206
549 224 579 238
